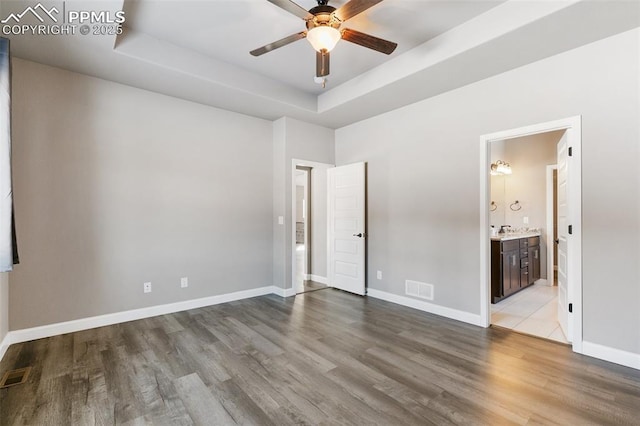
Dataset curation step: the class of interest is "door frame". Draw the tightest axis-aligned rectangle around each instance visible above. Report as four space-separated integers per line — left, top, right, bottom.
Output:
479 116 583 354
546 164 558 287
290 159 334 293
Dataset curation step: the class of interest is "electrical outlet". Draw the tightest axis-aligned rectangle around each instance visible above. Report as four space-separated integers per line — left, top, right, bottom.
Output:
143 282 152 293
377 270 382 280
181 277 188 288
278 216 284 225
523 216 529 224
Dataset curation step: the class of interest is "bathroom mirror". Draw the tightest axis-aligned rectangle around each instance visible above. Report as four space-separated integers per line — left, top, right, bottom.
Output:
489 139 509 229
490 174 506 228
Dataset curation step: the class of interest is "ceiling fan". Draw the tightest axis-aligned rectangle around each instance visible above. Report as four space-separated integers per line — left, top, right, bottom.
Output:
250 0 398 82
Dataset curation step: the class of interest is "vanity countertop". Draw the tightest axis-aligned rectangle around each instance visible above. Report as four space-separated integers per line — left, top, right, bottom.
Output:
491 231 541 241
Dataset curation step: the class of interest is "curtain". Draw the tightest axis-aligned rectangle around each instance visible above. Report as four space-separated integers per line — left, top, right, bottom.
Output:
0 37 17 271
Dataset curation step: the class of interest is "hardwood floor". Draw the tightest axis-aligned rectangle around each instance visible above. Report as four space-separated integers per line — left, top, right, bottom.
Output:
296 280 328 294
1 288 639 425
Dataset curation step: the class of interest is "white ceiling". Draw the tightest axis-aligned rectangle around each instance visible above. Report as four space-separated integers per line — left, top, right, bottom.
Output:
1 0 639 128
122 0 504 94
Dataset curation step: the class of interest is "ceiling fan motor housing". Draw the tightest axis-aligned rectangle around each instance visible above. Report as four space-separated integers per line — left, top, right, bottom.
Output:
306 5 342 31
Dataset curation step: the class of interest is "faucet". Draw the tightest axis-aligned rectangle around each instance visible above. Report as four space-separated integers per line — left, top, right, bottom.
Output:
499 225 511 234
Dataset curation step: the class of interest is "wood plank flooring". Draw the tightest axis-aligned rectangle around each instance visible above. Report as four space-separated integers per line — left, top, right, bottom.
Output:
1 288 639 425
296 280 328 294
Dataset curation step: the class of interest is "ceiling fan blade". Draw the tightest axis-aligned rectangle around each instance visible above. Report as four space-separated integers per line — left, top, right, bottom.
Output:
267 0 314 21
316 50 330 77
250 32 306 56
333 0 383 22
341 28 397 55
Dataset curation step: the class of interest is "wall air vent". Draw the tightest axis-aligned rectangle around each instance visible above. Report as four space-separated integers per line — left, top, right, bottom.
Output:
0 367 31 389
405 280 434 301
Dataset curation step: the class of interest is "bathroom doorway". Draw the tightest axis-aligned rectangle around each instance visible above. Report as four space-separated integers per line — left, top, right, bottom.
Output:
488 131 565 342
291 161 332 294
295 166 320 293
480 117 583 353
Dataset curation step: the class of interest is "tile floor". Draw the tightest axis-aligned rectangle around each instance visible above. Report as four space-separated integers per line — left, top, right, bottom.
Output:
491 283 569 343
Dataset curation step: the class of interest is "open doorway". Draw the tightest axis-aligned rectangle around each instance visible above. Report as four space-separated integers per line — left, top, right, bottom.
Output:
292 160 332 295
295 166 323 293
480 116 583 354
289 160 367 296
488 130 566 343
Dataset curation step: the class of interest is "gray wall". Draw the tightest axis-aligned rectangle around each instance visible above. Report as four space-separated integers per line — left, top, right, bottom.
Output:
335 29 640 354
310 165 330 278
10 59 274 330
272 120 287 289
272 117 335 289
489 140 506 228
501 132 561 230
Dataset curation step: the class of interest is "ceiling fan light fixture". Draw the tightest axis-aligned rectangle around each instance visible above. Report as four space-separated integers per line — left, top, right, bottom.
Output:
306 26 341 52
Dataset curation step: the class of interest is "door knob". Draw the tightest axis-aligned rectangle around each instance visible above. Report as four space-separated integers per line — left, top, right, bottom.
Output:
353 233 364 238
554 239 559 244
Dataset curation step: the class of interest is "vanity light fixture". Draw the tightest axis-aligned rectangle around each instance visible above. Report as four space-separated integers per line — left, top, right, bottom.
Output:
490 160 512 175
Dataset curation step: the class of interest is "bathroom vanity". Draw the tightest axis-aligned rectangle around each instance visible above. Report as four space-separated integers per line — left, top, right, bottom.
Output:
491 233 541 303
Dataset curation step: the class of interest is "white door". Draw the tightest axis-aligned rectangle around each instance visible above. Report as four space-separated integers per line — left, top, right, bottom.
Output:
556 133 571 341
328 162 366 295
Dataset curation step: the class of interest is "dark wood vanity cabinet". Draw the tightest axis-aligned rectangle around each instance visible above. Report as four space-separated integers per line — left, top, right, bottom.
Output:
529 240 541 283
500 240 520 298
491 236 541 303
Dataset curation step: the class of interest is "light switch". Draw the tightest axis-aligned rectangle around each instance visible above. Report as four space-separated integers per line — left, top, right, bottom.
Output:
278 216 284 225
523 216 529 224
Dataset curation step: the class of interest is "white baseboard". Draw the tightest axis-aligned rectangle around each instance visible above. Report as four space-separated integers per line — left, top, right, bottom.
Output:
3 286 638 372
309 275 328 285
0 333 9 363
535 278 550 286
582 341 640 370
271 286 296 298
367 288 484 327
1 286 277 353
